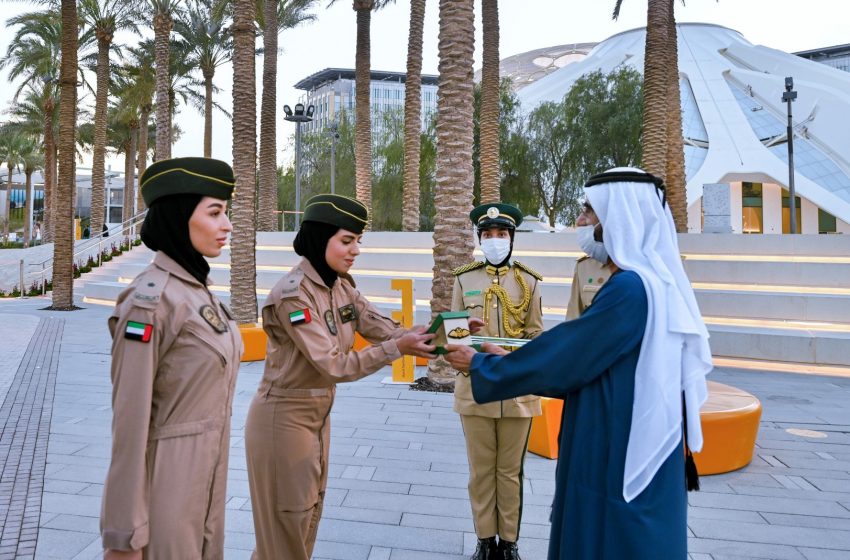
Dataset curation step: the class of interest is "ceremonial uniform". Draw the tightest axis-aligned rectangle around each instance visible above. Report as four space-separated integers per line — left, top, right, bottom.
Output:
245 194 413 560
454 203 543 560
566 255 612 320
101 158 241 558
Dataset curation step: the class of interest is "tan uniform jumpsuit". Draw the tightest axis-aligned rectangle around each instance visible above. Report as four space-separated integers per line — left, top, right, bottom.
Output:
245 258 408 560
101 252 242 559
566 255 612 320
452 261 544 542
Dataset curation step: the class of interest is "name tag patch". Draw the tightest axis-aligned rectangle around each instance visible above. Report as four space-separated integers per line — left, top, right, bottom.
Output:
125 321 153 343
289 309 311 325
338 303 357 323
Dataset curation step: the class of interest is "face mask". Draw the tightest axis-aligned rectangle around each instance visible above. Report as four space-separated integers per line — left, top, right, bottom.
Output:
480 237 512 265
577 225 608 264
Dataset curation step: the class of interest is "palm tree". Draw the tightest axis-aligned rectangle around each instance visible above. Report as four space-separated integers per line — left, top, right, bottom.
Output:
429 0 475 382
0 8 63 242
613 0 688 231
80 0 142 237
150 0 181 161
256 0 317 232
401 0 425 231
49 0 80 310
0 130 24 242
230 0 258 323
119 41 156 210
478 0 499 204
174 0 232 158
19 136 44 248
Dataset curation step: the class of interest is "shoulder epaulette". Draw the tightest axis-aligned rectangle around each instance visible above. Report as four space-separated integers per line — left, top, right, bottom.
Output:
514 260 543 281
279 267 305 299
128 266 169 309
452 261 486 276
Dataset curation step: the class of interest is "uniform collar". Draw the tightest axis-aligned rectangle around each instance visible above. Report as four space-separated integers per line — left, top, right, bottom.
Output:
298 258 356 289
485 264 510 277
153 251 209 287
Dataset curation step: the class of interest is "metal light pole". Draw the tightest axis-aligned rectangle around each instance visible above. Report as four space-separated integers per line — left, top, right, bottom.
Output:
283 103 314 229
782 77 798 234
328 123 339 194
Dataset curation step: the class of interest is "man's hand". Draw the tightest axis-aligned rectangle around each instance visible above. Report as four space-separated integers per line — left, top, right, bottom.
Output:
468 317 485 334
479 342 508 356
396 328 437 359
445 344 477 372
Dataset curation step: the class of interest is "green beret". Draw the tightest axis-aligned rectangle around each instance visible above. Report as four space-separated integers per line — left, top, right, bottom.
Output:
470 203 523 230
302 194 369 234
140 157 235 206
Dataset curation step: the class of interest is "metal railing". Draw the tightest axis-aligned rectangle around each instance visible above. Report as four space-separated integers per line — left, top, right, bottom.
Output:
19 210 149 297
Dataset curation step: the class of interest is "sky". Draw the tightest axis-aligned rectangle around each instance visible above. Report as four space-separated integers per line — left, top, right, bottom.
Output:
1 0 849 174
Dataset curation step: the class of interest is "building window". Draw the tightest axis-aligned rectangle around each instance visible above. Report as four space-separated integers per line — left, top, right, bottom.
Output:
781 192 802 234
741 182 763 234
818 208 837 234
108 206 123 224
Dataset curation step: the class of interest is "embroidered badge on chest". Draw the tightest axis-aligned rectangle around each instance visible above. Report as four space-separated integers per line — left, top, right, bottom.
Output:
200 305 228 333
324 309 338 335
338 303 357 324
124 321 153 342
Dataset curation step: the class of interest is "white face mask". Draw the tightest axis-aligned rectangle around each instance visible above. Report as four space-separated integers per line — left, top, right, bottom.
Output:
480 237 512 265
577 224 608 264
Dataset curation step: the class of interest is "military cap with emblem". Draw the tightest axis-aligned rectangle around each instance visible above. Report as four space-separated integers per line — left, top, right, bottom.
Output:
141 157 235 206
470 203 524 232
302 194 369 234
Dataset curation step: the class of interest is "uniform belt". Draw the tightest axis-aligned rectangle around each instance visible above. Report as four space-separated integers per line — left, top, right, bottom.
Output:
265 386 334 398
148 418 222 440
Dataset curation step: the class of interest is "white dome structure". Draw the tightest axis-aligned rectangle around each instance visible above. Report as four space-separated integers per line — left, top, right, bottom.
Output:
517 23 850 234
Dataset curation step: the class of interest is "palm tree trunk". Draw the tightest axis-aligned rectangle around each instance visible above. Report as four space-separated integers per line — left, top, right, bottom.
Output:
230 0 258 323
91 34 111 238
479 0 500 204
258 0 279 232
354 3 374 224
137 105 150 211
24 169 33 247
3 168 12 241
154 12 172 161
664 3 688 232
43 97 55 243
204 73 214 158
402 0 426 232
429 0 475 383
641 0 670 181
50 0 78 309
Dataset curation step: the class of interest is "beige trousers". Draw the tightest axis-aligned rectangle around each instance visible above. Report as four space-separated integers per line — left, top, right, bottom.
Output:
460 415 533 541
245 390 333 560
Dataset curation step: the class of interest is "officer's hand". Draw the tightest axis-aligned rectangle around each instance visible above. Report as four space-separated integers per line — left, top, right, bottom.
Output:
479 342 508 356
396 331 437 359
444 344 477 372
468 318 485 334
104 550 142 560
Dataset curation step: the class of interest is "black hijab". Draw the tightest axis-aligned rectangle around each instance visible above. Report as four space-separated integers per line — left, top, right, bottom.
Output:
140 193 210 285
293 220 340 288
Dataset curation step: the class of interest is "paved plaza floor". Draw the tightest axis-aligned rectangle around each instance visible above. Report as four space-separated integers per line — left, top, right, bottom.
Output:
1 296 849 559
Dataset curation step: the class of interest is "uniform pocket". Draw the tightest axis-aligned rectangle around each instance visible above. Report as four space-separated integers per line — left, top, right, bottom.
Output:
463 293 485 310
183 323 228 368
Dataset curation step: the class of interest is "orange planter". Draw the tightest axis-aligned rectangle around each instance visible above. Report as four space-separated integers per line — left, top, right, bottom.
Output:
239 323 268 362
692 381 762 475
528 397 564 459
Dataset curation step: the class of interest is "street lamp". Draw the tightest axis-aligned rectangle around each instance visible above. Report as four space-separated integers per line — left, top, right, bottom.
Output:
283 103 314 229
328 123 340 194
782 77 798 234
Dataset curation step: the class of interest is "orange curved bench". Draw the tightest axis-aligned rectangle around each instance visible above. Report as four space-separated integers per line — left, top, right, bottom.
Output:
528 381 762 474
692 380 762 475
239 323 268 362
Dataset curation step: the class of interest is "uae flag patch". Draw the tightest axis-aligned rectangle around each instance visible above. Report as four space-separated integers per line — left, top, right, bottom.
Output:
289 308 311 325
124 321 153 343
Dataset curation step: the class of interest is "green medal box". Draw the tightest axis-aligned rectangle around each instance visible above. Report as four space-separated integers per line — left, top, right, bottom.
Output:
427 312 531 354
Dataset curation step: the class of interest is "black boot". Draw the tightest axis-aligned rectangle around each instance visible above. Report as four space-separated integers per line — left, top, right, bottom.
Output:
498 539 521 560
471 536 498 560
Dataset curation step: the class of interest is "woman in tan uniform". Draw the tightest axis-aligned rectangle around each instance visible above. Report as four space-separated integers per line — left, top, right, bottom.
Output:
101 157 242 560
245 194 436 560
